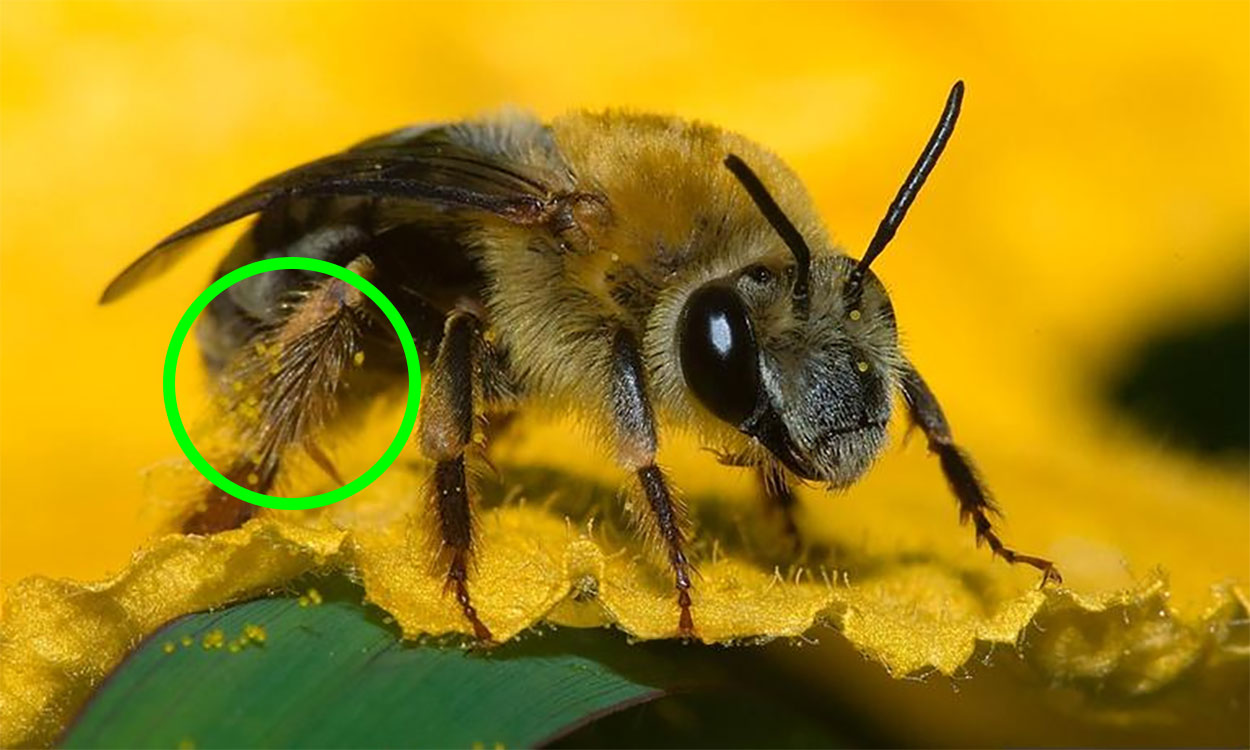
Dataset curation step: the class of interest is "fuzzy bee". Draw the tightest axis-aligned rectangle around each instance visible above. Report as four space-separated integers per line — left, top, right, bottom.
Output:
103 81 1059 641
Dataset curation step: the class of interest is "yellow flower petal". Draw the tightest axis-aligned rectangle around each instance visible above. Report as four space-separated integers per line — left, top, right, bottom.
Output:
3 446 1244 747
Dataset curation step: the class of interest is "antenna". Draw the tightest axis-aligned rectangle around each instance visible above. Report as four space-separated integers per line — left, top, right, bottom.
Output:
848 80 965 306
724 154 811 319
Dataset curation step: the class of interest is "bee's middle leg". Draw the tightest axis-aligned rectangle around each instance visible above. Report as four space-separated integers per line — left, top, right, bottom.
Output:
419 310 493 642
610 329 696 635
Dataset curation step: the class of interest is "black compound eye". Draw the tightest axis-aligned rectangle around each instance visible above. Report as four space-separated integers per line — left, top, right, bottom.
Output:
678 284 761 426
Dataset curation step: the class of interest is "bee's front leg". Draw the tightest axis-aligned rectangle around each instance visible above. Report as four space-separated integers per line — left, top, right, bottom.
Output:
418 310 494 642
757 463 802 555
610 329 696 635
710 451 801 553
900 363 1062 587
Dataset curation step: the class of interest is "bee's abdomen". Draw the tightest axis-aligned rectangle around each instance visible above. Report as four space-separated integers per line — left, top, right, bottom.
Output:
196 198 490 376
197 215 376 372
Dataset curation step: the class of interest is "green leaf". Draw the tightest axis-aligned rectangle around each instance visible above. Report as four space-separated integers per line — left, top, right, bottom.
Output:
59 576 858 749
60 578 691 749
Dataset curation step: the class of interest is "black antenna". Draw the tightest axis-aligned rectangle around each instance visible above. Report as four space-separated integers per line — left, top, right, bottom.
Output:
848 80 965 306
724 154 811 319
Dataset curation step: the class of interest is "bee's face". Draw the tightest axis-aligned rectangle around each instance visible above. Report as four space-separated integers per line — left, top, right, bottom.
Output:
678 254 900 484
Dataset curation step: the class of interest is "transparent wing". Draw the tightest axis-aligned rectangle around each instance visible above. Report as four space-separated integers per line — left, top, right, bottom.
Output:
100 125 559 303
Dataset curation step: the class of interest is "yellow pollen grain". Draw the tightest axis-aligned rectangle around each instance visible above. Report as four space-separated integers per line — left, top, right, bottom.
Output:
247 473 260 486
228 642 242 654
253 342 267 356
298 596 310 608
307 588 323 606
180 635 194 647
856 361 870 373
849 309 862 321
162 642 176 654
230 380 244 393
353 350 366 366
202 629 225 649
243 623 267 643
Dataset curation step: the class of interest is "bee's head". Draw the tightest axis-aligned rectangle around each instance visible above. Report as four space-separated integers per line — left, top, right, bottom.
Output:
676 81 963 484
677 256 898 484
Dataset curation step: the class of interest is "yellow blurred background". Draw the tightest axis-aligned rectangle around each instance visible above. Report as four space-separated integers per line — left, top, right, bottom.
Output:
1 0 1246 626
2 2 1248 746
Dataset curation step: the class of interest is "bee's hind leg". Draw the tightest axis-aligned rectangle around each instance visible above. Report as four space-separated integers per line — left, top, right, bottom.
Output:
900 363 1062 587
182 461 271 534
181 255 375 536
610 329 696 636
419 310 494 642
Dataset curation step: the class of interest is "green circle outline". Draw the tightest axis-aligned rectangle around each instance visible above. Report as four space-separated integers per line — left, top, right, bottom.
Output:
162 256 421 510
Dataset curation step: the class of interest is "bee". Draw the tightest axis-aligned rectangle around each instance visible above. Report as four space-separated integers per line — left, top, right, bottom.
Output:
103 81 1060 641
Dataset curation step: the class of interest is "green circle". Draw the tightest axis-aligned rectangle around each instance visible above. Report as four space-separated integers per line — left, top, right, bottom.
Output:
163 256 421 510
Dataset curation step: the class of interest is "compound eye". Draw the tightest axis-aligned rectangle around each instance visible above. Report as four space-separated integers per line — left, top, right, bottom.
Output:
678 283 761 426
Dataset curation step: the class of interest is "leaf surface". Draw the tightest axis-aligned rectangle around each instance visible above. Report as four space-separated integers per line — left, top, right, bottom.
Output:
62 580 682 749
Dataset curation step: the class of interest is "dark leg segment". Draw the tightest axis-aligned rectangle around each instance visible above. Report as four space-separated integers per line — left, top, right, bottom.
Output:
419 311 493 641
637 465 695 633
757 464 801 553
901 365 1061 586
611 329 696 634
434 456 491 641
182 460 270 534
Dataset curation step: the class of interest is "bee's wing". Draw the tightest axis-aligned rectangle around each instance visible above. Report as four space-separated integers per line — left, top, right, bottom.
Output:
100 125 560 303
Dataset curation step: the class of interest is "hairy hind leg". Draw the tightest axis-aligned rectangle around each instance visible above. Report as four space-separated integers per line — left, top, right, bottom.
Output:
182 460 272 534
181 256 376 534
